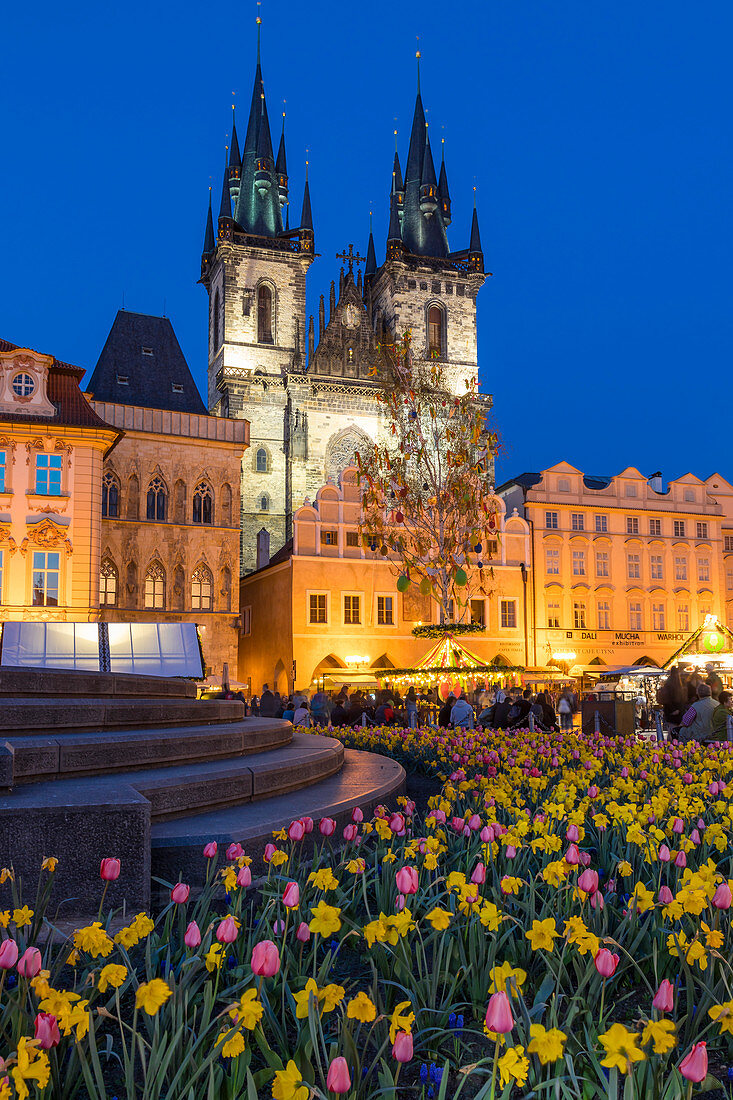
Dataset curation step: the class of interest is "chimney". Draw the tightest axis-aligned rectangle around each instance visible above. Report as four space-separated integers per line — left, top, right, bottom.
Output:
648 471 663 493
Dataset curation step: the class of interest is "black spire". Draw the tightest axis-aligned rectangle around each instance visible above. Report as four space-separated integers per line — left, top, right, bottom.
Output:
438 139 451 225
365 212 377 278
276 112 287 176
386 176 402 258
234 16 284 237
468 195 484 272
218 148 233 240
229 107 241 170
393 150 404 194
300 176 313 230
203 188 215 256
398 57 449 258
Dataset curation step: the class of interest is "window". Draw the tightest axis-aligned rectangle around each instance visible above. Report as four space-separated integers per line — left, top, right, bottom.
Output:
572 550 585 576
346 531 359 547
256 448 268 473
725 536 733 552
649 518 662 536
321 530 337 546
142 347 154 356
0 450 5 493
545 511 558 530
171 383 184 394
684 489 695 502
146 477 167 521
650 554 663 580
626 516 639 535
99 559 117 607
212 289 220 351
595 551 609 577
257 284 273 343
677 604 689 631
625 483 637 498
627 553 640 579
652 603 665 629
12 372 34 397
500 599 517 628
377 596 394 625
259 494 270 512
547 601 560 629
427 305 443 358
241 606 252 635
116 374 129 386
727 569 733 591
674 520 686 537
102 473 119 518
191 565 213 611
344 594 361 624
32 551 60 607
697 558 710 582
35 454 62 496
309 593 327 624
629 602 642 630
597 600 611 629
192 482 213 525
595 514 607 532
470 599 485 627
558 478 570 493
573 601 586 629
144 563 165 610
571 513 584 531
674 557 687 581
545 548 560 575
696 522 709 539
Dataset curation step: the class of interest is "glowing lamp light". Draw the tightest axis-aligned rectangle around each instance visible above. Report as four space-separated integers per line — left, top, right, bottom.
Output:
552 651 576 663
344 655 369 667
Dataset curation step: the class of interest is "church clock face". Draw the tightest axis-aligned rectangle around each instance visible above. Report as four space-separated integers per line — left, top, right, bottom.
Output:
342 304 360 329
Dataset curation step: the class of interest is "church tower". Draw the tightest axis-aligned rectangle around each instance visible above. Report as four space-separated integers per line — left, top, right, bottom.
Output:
200 17 315 572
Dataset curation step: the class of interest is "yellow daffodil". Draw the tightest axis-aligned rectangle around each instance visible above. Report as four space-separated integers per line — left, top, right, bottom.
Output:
41 857 58 872
388 1000 415 1043
293 978 321 1019
308 868 339 891
709 1001 733 1035
641 1019 676 1055
347 991 376 1022
498 1045 529 1087
528 1023 567 1064
219 1027 246 1058
73 922 114 959
229 988 264 1030
599 1024 646 1073
135 978 172 1016
526 918 559 952
205 943 224 972
11 1037 50 1098
308 900 342 937
12 905 34 928
425 906 452 930
617 861 633 877
272 1059 309 1100
97 964 128 992
488 960 527 998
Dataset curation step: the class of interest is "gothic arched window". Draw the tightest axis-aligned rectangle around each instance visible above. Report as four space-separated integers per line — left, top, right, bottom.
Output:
257 284 273 344
146 477 167 521
428 305 444 359
144 562 166 610
102 473 119 518
191 564 213 611
192 482 213 525
213 289 221 352
259 493 270 512
256 447 268 473
99 559 118 606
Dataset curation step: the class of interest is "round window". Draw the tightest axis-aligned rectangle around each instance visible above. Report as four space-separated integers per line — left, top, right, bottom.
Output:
12 372 35 397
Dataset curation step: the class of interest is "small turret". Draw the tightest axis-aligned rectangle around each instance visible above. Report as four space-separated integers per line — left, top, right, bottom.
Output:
319 294 325 338
228 106 242 207
202 188 215 257
254 98 273 196
468 193 484 273
298 165 314 253
276 110 288 209
218 148 234 241
365 212 377 283
308 315 314 362
386 177 402 260
329 280 336 319
438 138 451 225
419 125 439 218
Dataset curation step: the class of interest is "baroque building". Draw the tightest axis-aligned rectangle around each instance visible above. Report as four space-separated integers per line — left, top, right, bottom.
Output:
200 33 490 575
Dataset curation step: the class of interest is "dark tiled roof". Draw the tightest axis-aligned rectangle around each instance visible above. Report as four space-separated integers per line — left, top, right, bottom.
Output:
583 475 612 490
495 472 543 493
86 311 207 415
0 337 117 431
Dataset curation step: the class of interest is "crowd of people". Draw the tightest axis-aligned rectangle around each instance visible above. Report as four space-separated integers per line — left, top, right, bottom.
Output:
657 661 732 743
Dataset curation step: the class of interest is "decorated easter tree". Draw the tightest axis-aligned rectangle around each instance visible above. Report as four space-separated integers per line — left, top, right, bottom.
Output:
356 331 499 631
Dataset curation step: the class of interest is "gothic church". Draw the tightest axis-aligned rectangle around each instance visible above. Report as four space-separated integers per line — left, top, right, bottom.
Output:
200 27 490 575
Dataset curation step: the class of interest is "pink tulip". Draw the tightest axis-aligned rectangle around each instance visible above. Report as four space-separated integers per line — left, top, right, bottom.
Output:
296 922 311 943
396 894 406 911
351 807 364 823
17 947 42 978
566 823 579 842
680 1042 708 1083
282 882 300 909
588 785 599 798
319 818 336 837
653 978 674 1013
203 842 218 859
578 850 591 867
273 919 285 935
578 869 599 896
672 818 684 834
713 883 732 909
389 812 406 835
590 890 604 911
184 921 201 947
565 843 580 865
326 1056 352 1093
250 939 280 977
467 814 481 831
343 824 358 842
288 820 305 842
480 825 494 843
170 883 190 904
0 939 19 969
505 844 517 859
471 862 486 885
658 844 671 862
690 829 701 845
484 991 514 1033
392 1031 413 1062
226 842 244 860
263 843 277 863
34 1012 60 1049
395 866 419 895
674 850 687 868
100 858 120 881
300 816 314 834
594 949 619 977
658 885 674 905
216 916 238 944
237 865 252 888
620 767 629 779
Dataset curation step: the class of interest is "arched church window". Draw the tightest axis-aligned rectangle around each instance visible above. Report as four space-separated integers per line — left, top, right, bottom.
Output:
259 494 270 512
146 477 167 522
213 289 221 352
193 482 213 525
102 473 119 518
99 559 118 606
256 448 268 473
191 564 213 611
428 305 444 359
144 562 166 610
257 285 273 344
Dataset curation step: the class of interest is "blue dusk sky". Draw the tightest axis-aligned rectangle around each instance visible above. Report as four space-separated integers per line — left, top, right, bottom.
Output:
1 1 730 485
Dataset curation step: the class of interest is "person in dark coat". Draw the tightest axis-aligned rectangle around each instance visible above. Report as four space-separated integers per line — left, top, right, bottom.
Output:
259 684 277 717
658 665 687 726
492 693 514 729
330 700 347 727
438 694 455 728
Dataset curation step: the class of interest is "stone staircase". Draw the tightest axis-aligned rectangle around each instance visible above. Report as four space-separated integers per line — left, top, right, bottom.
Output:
0 668 404 913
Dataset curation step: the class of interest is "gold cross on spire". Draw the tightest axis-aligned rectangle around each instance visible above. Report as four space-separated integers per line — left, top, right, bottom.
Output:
336 244 365 275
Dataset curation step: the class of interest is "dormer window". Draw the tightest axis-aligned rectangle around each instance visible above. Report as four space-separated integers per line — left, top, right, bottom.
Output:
116 374 129 386
171 383 184 394
12 372 35 397
141 347 153 356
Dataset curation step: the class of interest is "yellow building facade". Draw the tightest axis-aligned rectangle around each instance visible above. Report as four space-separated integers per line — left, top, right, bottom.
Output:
498 461 726 671
239 467 531 694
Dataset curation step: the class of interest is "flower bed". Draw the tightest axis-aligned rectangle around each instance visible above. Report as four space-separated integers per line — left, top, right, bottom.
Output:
2 727 733 1097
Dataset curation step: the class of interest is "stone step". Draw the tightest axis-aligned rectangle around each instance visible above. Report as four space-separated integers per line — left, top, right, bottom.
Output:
7 718 293 783
0 667 197 699
0 696 243 734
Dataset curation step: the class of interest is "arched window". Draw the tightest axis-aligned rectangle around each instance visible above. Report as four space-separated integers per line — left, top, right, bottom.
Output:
102 473 119 518
146 477 167 521
428 305 443 358
220 483 233 526
193 482 213 525
213 289 221 352
191 564 213 611
144 562 166 610
257 284 273 343
256 448 268 473
99 559 118 606
259 493 270 512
